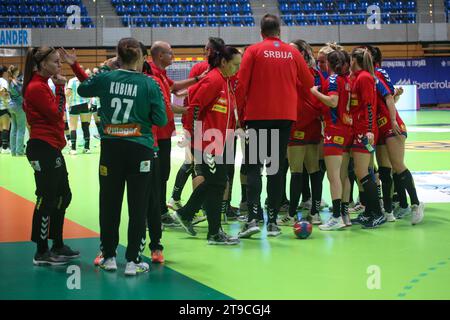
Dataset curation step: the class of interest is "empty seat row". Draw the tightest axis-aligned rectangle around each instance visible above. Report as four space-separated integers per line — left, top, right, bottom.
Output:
122 14 254 27
115 4 251 16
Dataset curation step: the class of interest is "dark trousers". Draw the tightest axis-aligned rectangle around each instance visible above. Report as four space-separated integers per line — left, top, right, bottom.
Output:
147 150 163 251
178 152 227 237
99 139 152 263
244 120 292 222
158 139 171 214
26 139 72 251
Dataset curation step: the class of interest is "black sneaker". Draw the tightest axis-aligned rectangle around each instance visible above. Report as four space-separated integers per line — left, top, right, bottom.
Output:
208 231 240 245
174 211 197 236
351 213 369 225
161 212 180 227
51 245 80 259
225 206 241 221
238 219 260 238
33 250 70 266
361 213 386 229
266 223 282 237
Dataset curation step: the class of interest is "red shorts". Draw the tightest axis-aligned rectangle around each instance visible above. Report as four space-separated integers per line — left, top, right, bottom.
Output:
376 114 408 145
351 130 378 154
289 118 322 146
323 126 353 156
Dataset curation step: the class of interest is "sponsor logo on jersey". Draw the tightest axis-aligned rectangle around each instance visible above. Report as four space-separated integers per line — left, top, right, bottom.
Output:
29 160 41 172
343 113 353 125
333 136 344 145
104 123 142 137
140 160 151 173
294 131 305 140
55 157 62 169
212 104 227 114
100 165 108 176
377 116 388 127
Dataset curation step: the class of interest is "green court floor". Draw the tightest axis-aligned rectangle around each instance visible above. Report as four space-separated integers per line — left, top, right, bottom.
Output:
1 110 449 300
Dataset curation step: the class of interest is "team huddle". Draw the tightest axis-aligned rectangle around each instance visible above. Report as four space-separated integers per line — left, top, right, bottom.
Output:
22 14 424 276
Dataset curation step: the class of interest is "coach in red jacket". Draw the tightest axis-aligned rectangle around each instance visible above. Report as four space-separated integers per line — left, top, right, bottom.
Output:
237 14 314 238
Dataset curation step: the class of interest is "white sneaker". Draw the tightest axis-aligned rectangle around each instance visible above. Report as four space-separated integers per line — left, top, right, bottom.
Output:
411 202 425 225
319 217 346 231
342 214 352 227
349 203 365 215
124 261 150 276
394 206 411 219
69 149 77 155
99 257 117 271
83 148 91 154
167 198 183 211
300 199 312 211
384 211 396 222
309 213 322 225
276 215 296 226
1 148 11 154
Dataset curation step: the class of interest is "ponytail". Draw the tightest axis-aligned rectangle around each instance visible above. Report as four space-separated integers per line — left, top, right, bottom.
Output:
22 46 55 96
327 50 345 74
208 45 240 69
22 48 37 96
290 39 315 68
352 47 375 77
363 50 375 77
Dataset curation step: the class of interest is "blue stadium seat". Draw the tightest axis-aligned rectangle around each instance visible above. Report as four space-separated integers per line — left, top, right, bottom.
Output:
208 16 218 26
170 16 183 26
184 16 195 27
196 16 207 26
291 3 300 14
161 4 173 15
55 5 65 15
219 16 231 26
230 4 239 15
173 4 183 15
231 16 242 26
135 0 144 5
218 4 227 15
241 3 251 14
151 4 161 15
185 4 197 15
160 16 171 27
139 5 149 14
116 5 126 15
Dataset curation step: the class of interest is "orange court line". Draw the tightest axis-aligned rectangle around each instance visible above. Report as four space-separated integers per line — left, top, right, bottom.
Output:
0 187 98 243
